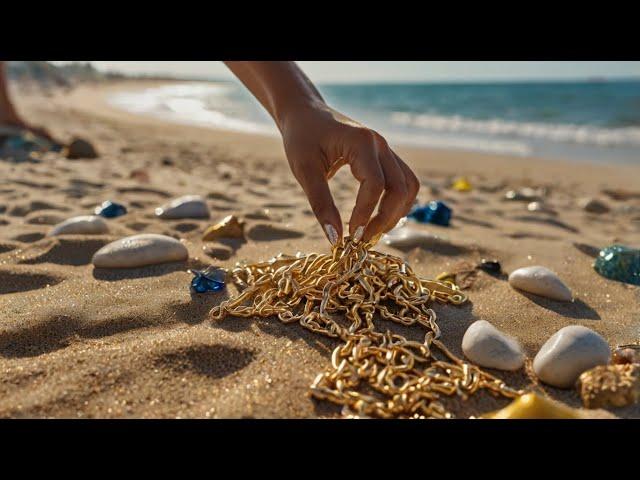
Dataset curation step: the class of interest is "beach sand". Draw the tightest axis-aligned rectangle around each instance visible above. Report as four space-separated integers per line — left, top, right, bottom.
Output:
0 80 638 418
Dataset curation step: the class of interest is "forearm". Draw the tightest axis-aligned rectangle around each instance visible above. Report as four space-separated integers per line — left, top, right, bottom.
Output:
0 62 21 122
224 61 325 131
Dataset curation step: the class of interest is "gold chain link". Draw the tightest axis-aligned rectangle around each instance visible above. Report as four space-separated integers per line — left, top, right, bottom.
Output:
210 238 524 418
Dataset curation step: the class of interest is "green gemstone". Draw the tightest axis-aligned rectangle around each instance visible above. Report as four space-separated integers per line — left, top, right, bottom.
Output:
593 244 640 286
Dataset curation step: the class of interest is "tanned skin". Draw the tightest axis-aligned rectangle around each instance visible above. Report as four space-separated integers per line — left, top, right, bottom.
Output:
0 61 53 141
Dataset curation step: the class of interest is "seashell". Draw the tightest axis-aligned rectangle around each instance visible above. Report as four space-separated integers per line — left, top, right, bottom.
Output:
202 215 246 241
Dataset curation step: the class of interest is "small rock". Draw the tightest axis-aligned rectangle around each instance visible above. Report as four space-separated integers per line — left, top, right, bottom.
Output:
244 209 271 220
527 201 557 215
578 197 609 214
461 320 525 371
66 138 98 159
48 215 109 236
533 325 611 388
161 156 174 166
504 187 544 202
155 195 209 219
508 265 572 302
382 226 444 250
203 245 232 260
129 168 150 183
92 233 188 268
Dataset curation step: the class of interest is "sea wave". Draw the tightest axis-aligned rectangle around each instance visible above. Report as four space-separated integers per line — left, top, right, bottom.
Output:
108 82 640 163
390 112 640 148
109 83 277 136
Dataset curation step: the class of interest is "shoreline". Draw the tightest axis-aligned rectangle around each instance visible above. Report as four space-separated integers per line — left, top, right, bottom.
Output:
73 78 640 170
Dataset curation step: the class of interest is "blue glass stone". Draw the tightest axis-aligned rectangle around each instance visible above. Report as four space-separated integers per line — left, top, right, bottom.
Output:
95 201 127 218
594 244 640 286
408 201 452 226
190 268 226 293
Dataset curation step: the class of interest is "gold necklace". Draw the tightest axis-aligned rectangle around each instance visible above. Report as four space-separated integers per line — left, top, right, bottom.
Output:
210 238 523 418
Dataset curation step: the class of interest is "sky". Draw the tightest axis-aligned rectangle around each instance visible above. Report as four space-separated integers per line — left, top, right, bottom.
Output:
53 61 640 84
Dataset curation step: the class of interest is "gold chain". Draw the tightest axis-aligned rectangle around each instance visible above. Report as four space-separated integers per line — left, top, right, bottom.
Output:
210 239 523 418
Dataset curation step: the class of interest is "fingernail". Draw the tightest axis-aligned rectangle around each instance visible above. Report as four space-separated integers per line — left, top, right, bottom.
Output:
324 224 338 245
353 226 364 243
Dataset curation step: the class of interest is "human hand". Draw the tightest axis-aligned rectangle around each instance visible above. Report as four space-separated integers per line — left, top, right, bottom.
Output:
280 101 419 244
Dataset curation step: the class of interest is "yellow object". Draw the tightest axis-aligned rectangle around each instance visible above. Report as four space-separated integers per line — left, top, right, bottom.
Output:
483 392 584 419
452 177 472 192
202 215 245 241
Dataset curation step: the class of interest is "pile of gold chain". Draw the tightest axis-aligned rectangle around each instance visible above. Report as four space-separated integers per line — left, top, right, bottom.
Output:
210 238 523 418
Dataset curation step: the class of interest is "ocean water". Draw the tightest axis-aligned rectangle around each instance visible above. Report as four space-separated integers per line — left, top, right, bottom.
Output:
109 80 640 164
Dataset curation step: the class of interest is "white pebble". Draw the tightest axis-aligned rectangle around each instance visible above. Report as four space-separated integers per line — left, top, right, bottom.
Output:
533 325 611 388
382 226 443 249
92 233 188 268
155 195 209 219
462 320 525 371
48 215 109 236
508 265 572 302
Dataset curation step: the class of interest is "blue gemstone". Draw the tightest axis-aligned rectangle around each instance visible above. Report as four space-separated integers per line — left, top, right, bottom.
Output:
594 244 640 286
95 201 127 218
190 269 226 293
408 201 452 226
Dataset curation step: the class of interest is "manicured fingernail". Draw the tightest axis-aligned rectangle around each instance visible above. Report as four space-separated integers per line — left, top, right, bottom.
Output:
324 224 338 245
353 226 364 243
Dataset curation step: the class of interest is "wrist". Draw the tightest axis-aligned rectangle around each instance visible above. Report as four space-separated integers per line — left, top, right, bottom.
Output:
273 93 325 133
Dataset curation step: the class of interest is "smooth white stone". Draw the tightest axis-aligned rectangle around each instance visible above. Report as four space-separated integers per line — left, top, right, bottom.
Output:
155 195 209 219
533 325 611 388
462 320 525 371
92 233 188 268
382 226 444 249
48 215 110 236
508 265 572 302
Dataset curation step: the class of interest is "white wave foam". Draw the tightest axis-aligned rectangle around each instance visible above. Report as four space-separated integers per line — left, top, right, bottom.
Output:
388 132 532 157
390 112 640 148
109 83 278 136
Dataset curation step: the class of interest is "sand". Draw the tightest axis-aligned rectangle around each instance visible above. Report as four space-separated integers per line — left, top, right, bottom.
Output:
0 80 639 418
